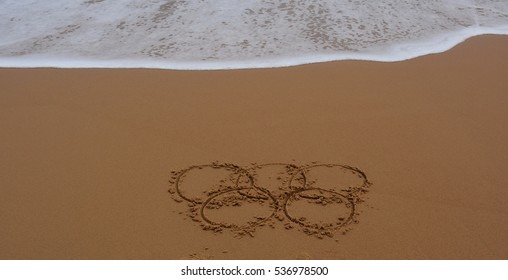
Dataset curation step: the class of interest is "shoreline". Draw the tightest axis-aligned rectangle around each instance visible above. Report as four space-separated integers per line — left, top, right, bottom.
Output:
1 34 508 259
1 32 508 70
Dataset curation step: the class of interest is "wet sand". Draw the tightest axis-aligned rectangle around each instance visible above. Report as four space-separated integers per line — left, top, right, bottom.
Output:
1 35 508 259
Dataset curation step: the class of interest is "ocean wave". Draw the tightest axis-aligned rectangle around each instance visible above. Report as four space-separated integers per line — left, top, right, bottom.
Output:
1 0 508 70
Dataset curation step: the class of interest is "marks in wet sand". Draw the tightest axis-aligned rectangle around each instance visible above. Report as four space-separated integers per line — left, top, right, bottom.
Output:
168 162 371 239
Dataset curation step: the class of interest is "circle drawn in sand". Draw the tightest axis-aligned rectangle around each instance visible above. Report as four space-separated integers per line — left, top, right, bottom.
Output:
200 187 278 236
168 161 372 239
289 163 370 193
283 188 355 231
173 163 249 204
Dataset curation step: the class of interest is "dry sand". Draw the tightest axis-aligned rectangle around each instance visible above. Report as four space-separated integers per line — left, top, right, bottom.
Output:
1 35 508 259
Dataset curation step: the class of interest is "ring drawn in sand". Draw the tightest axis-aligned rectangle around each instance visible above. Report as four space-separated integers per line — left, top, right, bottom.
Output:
168 161 372 239
200 187 278 237
283 188 355 238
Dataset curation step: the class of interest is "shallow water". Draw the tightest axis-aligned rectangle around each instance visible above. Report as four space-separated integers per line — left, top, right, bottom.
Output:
1 0 508 69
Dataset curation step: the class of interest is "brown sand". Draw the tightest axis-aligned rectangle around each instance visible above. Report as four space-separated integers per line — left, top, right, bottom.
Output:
1 35 508 259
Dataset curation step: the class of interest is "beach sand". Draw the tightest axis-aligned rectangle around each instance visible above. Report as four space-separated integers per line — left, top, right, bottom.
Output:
1 35 507 259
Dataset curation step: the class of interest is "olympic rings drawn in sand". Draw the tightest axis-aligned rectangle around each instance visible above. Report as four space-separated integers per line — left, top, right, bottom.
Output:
168 161 372 239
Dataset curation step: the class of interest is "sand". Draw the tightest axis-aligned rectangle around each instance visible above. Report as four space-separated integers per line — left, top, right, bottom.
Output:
1 35 508 260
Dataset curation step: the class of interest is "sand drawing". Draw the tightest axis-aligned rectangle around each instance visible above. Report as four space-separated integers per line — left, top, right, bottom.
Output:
168 162 372 239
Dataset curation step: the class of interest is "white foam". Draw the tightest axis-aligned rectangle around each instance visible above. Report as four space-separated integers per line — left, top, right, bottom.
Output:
1 0 508 70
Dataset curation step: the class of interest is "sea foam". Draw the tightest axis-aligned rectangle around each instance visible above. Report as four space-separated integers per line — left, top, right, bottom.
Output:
1 0 508 70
